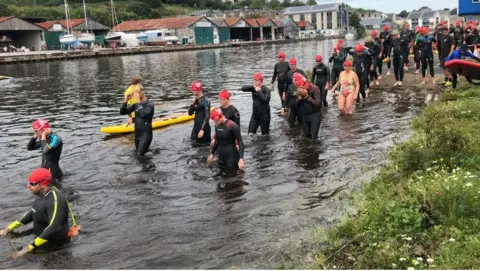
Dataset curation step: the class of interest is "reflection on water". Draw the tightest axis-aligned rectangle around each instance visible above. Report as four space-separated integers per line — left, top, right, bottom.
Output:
0 40 429 269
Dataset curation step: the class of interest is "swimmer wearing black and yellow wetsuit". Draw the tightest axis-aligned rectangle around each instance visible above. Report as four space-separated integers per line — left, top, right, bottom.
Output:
27 119 63 184
188 81 211 144
120 85 154 155
208 108 245 170
0 168 73 259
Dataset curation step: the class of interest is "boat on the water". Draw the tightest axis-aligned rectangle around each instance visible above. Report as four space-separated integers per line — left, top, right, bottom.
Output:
0 75 12 85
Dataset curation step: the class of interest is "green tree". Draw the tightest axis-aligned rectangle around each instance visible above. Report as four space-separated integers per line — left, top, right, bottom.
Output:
143 0 163 9
125 2 151 18
281 0 291 8
450 8 457 15
307 0 317 5
269 0 281 9
0 3 9 16
349 12 365 38
398 10 408 18
291 0 304 6
251 0 266 9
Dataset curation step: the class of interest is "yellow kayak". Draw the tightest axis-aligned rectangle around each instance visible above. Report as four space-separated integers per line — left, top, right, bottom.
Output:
101 109 213 134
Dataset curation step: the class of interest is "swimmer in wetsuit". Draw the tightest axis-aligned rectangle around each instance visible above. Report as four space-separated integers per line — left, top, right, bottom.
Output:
417 27 437 85
311 55 330 107
208 108 245 170
120 85 154 156
329 45 346 87
285 72 307 127
0 168 74 259
295 76 322 140
27 119 63 185
271 51 290 106
124 75 143 126
188 81 211 144
241 73 271 135
218 90 240 127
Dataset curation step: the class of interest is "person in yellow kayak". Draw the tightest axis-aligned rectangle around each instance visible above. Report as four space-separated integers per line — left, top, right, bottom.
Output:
0 168 79 259
124 75 143 125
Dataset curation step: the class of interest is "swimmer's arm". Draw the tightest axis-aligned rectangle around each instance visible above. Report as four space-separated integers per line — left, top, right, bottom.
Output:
32 190 65 251
306 87 321 108
201 98 210 130
233 108 241 127
353 73 360 96
325 66 331 83
135 101 154 119
232 125 244 159
271 63 277 84
311 67 316 83
27 137 40 150
41 134 61 154
210 134 219 155
241 85 255 92
467 51 480 62
4 210 33 233
119 103 136 115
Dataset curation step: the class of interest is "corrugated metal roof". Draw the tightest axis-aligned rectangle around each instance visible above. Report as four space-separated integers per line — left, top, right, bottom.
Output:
246 19 259 27
224 18 240 26
409 12 422 19
114 16 202 31
0 16 14 23
0 17 43 31
284 3 339 15
274 20 284 27
37 18 110 31
209 19 227 27
421 11 435 18
360 18 388 26
296 21 312 27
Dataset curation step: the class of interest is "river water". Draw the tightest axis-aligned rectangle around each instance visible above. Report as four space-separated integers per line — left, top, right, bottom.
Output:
0 40 435 269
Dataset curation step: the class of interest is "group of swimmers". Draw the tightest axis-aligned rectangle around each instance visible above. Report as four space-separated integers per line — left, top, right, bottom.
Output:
2 21 479 258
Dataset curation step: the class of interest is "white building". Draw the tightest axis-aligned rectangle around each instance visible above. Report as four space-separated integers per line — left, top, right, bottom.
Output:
282 3 349 33
406 10 441 28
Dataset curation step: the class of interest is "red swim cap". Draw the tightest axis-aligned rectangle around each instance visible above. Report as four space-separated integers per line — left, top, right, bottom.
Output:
315 55 322 62
344 59 353 67
337 40 344 45
371 30 377 36
456 20 461 26
355 44 364 53
190 81 203 92
289 58 297 65
32 119 50 131
210 107 223 121
278 51 286 59
292 72 305 82
28 168 52 186
422 27 430 34
218 89 230 100
294 77 306 88
384 25 390 31
253 72 264 82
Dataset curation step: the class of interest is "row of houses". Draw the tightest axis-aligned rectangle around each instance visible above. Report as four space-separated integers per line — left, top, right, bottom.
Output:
0 15 318 52
360 9 464 31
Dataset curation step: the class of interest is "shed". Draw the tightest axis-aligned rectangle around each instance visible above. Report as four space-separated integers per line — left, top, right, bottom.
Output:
210 19 229 43
257 18 277 40
37 18 110 49
225 18 253 41
281 17 300 39
0 16 44 51
246 19 261 40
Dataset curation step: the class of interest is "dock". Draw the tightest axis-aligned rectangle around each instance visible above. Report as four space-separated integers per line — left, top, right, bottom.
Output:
0 37 325 65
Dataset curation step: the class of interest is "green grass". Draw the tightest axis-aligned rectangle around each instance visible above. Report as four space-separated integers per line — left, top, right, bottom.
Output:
274 85 480 269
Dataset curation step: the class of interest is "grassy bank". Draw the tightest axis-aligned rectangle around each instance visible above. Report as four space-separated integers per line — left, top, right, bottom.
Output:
277 85 480 269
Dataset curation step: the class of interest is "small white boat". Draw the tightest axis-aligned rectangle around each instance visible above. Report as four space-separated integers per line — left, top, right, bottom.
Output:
0 75 12 85
60 33 77 45
78 32 95 44
145 29 178 46
105 31 122 42
345 33 354 40
136 32 147 42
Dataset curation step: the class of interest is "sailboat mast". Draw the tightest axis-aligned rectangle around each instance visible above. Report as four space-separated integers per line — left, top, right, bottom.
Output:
64 0 69 34
83 0 89 33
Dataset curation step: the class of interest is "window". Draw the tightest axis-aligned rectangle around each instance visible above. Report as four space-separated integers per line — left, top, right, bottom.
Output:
289 15 293 20
311 13 316 24
300 14 305 21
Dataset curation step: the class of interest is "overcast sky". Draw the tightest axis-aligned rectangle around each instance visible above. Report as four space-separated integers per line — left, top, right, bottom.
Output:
320 0 458 13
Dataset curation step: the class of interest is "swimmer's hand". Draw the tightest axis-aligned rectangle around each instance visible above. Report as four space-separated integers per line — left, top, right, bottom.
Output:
207 154 214 164
0 227 11 236
238 159 245 170
12 246 30 259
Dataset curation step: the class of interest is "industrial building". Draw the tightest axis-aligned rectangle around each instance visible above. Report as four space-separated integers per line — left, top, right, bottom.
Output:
0 16 44 52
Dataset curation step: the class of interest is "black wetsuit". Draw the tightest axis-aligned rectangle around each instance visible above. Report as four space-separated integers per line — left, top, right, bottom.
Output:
465 27 479 53
365 40 381 81
221 105 240 127
241 85 271 135
17 187 70 248
413 33 422 70
27 133 63 182
346 47 371 100
120 99 154 155
271 62 290 105
299 84 322 140
328 51 346 85
417 34 436 78
452 26 465 48
435 26 444 62
311 63 330 107
440 34 455 68
284 68 306 127
188 96 211 144
400 29 414 66
379 30 393 74
210 120 244 170
390 37 408 82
